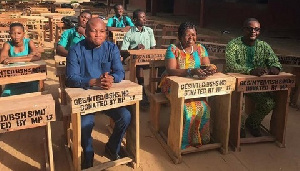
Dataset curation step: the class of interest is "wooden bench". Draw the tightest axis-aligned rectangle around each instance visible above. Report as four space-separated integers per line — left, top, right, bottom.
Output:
228 72 296 151
64 80 142 171
54 55 67 104
0 92 56 171
149 73 236 163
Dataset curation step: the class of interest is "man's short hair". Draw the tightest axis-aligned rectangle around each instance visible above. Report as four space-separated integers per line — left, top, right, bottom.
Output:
80 10 92 16
113 4 122 10
243 18 259 27
133 9 144 20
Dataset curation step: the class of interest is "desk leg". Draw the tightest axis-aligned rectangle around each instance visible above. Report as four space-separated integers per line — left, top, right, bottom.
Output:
126 101 140 168
229 91 243 152
168 84 184 164
129 63 136 83
211 93 231 154
71 113 81 171
270 90 289 148
39 80 45 92
49 18 53 42
291 67 300 106
46 122 54 171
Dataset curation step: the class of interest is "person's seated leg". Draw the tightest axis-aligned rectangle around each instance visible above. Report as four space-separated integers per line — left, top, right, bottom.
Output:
81 114 95 169
136 66 144 85
245 93 275 137
104 107 131 160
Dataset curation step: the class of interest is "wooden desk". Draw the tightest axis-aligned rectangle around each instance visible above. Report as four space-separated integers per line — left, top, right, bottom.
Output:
128 49 166 82
277 54 300 106
65 80 142 171
152 73 236 164
0 60 47 92
0 92 56 171
110 31 126 44
228 72 296 151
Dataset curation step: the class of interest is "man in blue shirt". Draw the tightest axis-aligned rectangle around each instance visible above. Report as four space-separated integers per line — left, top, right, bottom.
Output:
66 18 131 169
106 4 134 32
56 10 92 57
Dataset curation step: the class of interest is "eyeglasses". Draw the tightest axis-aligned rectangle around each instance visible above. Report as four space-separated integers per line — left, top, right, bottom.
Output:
245 27 260 32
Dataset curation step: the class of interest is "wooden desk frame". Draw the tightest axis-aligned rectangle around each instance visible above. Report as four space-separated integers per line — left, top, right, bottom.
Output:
149 73 236 164
128 49 166 82
65 80 142 171
0 60 47 93
228 72 296 151
0 92 56 171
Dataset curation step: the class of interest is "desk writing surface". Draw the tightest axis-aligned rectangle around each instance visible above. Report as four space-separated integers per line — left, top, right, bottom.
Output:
167 72 236 99
65 80 142 115
277 54 300 67
129 49 166 65
0 60 47 85
227 72 296 93
0 94 55 133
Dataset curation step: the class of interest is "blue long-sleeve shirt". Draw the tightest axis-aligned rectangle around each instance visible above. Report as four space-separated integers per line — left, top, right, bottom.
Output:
66 40 124 89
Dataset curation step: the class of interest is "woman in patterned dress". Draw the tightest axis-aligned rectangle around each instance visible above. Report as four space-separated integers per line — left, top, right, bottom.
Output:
160 22 217 149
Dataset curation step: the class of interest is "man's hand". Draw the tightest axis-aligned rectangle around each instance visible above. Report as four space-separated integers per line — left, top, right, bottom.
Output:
137 44 145 50
100 72 114 90
250 67 267 76
268 67 280 75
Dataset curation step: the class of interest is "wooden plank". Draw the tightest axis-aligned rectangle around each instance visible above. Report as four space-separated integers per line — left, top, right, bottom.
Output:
148 123 180 164
0 92 41 102
46 122 54 171
0 61 47 85
84 157 132 171
210 93 231 154
0 94 55 133
65 80 143 115
228 72 296 93
277 54 300 67
71 113 81 171
240 136 276 144
167 82 184 164
167 73 236 99
229 91 243 152
270 90 289 148
126 101 140 167
181 143 222 155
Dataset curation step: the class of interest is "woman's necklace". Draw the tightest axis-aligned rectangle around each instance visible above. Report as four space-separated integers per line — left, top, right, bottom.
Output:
180 42 193 54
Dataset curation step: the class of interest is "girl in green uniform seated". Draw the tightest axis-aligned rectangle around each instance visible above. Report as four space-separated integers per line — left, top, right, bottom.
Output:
0 22 41 97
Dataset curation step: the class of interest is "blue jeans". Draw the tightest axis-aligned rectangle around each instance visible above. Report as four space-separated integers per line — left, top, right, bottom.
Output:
81 107 131 167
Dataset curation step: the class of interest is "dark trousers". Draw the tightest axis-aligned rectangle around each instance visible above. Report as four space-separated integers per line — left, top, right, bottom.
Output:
81 107 131 167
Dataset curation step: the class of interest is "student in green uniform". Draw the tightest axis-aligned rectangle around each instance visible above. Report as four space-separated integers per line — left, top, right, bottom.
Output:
106 4 134 32
121 9 156 106
56 10 92 57
0 23 41 96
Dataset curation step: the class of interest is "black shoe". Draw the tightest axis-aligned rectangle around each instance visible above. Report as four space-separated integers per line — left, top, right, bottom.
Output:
240 127 246 138
105 144 121 161
245 120 262 137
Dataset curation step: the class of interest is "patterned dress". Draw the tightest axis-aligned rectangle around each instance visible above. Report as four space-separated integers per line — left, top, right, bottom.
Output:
160 44 211 149
1 38 39 97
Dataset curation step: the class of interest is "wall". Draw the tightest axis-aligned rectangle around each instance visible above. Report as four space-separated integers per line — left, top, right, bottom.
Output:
129 0 147 10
